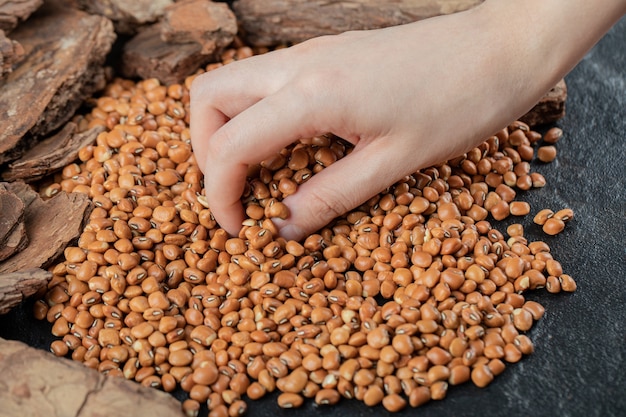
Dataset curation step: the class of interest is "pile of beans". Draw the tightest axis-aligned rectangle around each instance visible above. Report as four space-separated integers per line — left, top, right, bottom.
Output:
33 46 576 417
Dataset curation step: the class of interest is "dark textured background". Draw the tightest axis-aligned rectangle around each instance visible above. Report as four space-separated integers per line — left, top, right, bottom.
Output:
1 15 624 417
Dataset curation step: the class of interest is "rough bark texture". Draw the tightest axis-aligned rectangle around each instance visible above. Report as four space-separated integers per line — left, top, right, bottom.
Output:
2 124 105 182
0 29 24 79
0 184 27 261
0 221 27 262
0 338 187 417
0 268 49 314
0 184 24 245
520 79 567 127
0 0 43 34
0 182 92 274
121 22 228 85
161 0 237 54
0 1 115 165
233 0 484 47
74 0 173 35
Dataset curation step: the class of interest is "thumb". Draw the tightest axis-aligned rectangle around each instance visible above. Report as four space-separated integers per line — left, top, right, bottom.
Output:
275 140 407 241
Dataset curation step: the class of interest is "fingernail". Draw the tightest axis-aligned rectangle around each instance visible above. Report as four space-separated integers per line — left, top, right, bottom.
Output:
279 224 305 241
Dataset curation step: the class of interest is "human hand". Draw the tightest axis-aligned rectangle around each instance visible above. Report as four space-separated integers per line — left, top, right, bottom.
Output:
190 0 624 241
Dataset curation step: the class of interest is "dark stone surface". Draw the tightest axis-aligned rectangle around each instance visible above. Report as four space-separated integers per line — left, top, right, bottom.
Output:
0 15 624 417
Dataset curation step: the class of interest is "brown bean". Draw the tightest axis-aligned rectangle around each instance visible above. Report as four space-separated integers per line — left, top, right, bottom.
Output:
50 340 69 357
537 146 557 163
362 385 384 406
366 326 390 349
553 208 574 222
169 349 193 367
182 399 200 417
315 389 341 405
559 274 577 292
276 367 308 393
408 386 431 408
382 393 407 412
265 199 290 220
533 209 554 226
543 127 563 144
471 364 494 388
509 201 530 216
543 218 565 235
514 335 535 355
277 392 304 408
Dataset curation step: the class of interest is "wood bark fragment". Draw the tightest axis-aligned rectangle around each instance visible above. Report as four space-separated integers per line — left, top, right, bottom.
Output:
0 181 28 262
121 22 229 85
0 338 186 417
0 29 24 79
0 0 43 34
233 0 484 47
0 184 25 249
161 0 237 54
74 0 173 35
0 1 115 165
0 182 92 274
0 222 27 262
520 79 567 126
0 268 49 315
2 123 105 182
0 183 28 262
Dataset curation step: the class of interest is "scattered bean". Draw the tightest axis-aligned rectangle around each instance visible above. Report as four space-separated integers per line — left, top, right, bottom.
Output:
536 146 557 162
543 218 566 236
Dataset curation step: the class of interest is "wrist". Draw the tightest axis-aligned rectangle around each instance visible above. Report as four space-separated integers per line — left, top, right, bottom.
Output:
462 0 625 127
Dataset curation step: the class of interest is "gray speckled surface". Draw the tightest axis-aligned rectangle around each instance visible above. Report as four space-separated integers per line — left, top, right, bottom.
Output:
1 14 624 417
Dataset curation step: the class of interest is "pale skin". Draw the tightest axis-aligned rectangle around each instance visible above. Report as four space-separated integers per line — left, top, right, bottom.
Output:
190 0 626 240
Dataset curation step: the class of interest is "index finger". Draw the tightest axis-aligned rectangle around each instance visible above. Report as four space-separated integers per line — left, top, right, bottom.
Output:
189 63 266 169
199 86 330 236
189 63 276 234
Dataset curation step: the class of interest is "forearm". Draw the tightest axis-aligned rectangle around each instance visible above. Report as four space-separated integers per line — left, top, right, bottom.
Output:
477 0 626 123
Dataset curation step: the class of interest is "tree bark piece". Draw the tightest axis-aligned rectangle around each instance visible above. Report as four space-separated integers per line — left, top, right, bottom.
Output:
0 185 24 247
233 0 484 47
1 179 37 207
121 21 231 85
2 123 105 182
0 29 24 79
0 268 49 315
0 0 43 34
0 222 27 262
0 338 186 417
0 184 28 262
0 182 92 274
0 1 115 165
520 79 567 126
161 0 237 54
74 0 173 35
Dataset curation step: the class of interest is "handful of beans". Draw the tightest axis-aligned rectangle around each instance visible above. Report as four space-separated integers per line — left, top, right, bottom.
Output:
33 46 576 417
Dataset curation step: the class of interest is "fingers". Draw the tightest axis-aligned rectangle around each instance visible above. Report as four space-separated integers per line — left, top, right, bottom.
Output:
189 59 277 167
276 138 411 240
189 104 229 169
188 41 412 239
189 53 303 235
189 71 250 235
200 87 330 236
